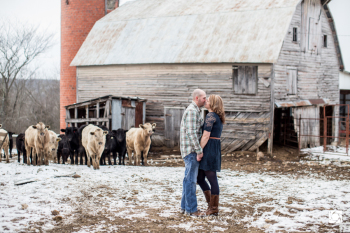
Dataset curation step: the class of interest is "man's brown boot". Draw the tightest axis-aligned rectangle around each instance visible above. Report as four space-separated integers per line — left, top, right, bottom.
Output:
189 210 202 217
205 195 219 216
203 190 211 210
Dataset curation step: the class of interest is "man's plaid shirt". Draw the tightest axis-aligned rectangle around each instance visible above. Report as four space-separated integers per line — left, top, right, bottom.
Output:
180 101 204 158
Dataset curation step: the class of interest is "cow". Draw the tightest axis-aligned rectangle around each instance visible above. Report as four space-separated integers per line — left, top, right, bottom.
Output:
47 130 61 162
8 132 15 159
82 124 108 170
114 129 128 165
0 128 10 163
78 125 88 165
126 123 156 166
25 122 50 166
57 134 71 164
16 133 26 163
60 127 79 165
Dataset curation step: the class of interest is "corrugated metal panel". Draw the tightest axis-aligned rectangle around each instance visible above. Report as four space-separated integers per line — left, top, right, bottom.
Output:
71 0 301 66
275 99 329 108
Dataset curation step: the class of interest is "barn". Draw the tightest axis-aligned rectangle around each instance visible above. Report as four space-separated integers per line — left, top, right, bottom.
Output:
67 0 342 153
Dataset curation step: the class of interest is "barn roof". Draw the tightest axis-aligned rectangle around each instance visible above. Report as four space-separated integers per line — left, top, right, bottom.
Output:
71 0 301 66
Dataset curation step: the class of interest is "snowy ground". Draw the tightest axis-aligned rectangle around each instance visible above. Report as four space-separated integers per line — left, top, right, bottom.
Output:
301 146 350 162
0 156 349 232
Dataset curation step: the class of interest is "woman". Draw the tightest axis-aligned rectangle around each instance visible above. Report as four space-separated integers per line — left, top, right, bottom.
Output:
197 94 225 216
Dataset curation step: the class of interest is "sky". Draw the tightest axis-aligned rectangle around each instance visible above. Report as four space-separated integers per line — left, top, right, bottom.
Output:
0 0 348 76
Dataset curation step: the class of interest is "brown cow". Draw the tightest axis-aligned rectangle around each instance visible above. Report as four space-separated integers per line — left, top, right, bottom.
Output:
0 129 10 163
82 124 108 170
126 123 156 166
25 122 50 166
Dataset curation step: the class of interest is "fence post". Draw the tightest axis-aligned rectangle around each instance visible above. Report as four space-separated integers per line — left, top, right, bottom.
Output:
323 107 327 153
298 117 301 156
346 117 349 156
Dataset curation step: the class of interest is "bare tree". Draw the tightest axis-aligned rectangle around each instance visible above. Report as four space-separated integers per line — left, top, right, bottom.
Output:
0 21 54 120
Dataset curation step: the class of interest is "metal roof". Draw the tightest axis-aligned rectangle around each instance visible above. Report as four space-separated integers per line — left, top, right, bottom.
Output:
275 99 330 108
65 95 147 109
71 0 301 66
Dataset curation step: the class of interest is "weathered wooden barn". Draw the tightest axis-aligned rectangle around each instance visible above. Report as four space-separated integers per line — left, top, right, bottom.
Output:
70 0 342 153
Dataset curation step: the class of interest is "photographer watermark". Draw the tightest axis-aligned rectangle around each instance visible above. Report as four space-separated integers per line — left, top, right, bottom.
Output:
329 211 342 224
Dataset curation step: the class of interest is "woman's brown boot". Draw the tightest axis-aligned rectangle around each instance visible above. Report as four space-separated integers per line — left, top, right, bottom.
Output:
203 190 211 210
205 195 219 216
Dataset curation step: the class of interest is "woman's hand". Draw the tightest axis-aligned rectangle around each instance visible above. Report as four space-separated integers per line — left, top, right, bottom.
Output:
197 153 203 162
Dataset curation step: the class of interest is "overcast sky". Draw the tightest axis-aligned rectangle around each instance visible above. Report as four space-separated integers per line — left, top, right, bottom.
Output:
0 0 348 76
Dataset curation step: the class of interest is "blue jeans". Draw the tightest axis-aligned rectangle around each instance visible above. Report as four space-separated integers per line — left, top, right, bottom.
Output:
181 152 199 214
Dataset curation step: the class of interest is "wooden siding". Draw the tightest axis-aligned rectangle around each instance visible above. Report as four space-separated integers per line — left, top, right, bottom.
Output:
76 63 272 151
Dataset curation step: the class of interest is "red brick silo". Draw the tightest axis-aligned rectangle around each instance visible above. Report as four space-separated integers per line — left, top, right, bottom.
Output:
60 0 119 129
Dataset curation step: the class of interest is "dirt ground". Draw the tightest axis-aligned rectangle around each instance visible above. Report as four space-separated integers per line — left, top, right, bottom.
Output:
5 144 349 233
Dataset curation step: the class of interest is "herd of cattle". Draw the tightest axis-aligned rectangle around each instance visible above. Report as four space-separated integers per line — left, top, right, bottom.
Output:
0 122 156 169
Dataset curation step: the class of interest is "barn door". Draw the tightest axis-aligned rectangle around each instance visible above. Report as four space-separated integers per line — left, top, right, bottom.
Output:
121 107 135 130
164 107 185 148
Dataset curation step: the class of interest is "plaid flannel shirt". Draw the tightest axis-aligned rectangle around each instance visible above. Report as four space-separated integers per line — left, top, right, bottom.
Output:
180 101 204 158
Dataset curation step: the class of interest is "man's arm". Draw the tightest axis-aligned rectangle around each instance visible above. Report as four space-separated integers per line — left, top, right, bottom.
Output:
185 110 203 154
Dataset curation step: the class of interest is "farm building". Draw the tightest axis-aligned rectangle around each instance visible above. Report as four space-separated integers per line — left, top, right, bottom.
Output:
63 0 342 153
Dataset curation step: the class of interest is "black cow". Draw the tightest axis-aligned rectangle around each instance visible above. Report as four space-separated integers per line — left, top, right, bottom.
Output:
115 129 127 165
57 134 71 164
98 125 112 166
60 127 79 165
78 124 88 165
8 132 14 159
16 133 26 163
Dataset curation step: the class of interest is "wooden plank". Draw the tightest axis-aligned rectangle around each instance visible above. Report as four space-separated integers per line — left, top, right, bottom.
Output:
66 118 110 123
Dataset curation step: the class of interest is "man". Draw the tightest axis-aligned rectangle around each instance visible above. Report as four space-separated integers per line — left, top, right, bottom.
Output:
180 89 206 216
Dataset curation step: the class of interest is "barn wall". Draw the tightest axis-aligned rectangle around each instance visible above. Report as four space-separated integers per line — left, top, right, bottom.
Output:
275 1 339 103
76 63 272 152
275 0 340 146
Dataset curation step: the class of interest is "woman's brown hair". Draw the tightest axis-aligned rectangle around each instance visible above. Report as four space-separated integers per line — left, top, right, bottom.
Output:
209 95 225 124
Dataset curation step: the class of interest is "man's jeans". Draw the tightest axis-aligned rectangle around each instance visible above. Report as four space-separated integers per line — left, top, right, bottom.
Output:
181 152 199 214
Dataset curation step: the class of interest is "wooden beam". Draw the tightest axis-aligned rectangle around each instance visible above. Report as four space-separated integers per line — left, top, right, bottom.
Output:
267 64 275 155
66 117 110 123
96 102 100 118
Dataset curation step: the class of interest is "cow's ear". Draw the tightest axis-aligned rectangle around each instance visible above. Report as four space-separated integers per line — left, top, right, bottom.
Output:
56 138 62 142
139 124 144 129
103 131 108 135
90 132 95 135
60 129 66 132
45 125 50 129
111 136 114 139
32 125 37 129
152 123 156 129
124 130 128 134
0 124 2 128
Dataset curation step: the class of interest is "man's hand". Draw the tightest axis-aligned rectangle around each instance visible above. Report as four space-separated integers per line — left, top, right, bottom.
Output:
197 153 203 162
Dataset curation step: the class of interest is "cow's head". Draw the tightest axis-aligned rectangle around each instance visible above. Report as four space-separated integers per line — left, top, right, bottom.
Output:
61 127 78 142
32 122 49 137
113 129 128 143
139 123 156 136
49 133 61 153
90 128 108 149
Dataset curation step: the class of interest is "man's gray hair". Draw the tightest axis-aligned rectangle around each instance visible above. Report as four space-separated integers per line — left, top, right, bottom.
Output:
192 89 205 100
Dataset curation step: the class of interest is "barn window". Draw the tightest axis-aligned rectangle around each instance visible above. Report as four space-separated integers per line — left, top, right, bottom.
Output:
293 27 298 42
232 66 258 95
323 35 328 47
286 68 297 95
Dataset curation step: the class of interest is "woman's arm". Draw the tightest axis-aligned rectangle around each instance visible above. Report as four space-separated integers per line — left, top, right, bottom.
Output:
200 130 211 149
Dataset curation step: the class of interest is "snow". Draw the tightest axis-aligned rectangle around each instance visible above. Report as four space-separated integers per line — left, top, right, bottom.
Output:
301 146 350 162
0 161 349 232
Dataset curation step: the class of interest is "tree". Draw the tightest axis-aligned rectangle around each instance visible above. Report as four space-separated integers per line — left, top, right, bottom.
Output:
0 21 54 120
